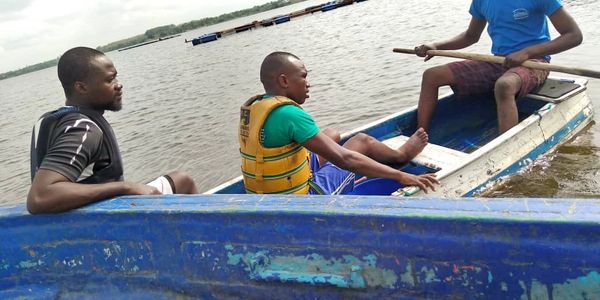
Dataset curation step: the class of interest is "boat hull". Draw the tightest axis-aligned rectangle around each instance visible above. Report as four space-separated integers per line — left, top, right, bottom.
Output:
274 15 291 24
2 195 600 298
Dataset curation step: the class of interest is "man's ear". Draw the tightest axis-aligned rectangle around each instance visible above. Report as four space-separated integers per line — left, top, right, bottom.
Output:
277 74 288 88
73 81 87 95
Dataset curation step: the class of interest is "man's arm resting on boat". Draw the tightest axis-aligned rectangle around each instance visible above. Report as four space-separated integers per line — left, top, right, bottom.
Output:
302 132 438 192
27 169 160 214
504 7 582 67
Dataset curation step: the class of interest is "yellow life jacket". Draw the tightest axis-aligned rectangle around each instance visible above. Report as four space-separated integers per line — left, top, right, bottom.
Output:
239 95 318 194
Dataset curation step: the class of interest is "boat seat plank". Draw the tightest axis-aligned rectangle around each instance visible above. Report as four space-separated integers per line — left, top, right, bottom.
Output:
382 135 469 170
526 78 581 103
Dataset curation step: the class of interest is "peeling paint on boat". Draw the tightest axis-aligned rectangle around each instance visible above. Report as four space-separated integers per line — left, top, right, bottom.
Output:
225 245 398 289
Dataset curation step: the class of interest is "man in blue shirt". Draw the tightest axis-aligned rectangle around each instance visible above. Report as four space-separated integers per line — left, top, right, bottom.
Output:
413 0 582 134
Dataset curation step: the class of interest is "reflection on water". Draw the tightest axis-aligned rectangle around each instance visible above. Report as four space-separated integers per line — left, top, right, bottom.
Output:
0 0 599 204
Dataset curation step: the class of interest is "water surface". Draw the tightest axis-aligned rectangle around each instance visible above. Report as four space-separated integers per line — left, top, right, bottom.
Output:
1 0 599 204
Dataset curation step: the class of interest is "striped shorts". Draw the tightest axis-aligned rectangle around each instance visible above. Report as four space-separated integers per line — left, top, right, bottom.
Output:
447 59 550 98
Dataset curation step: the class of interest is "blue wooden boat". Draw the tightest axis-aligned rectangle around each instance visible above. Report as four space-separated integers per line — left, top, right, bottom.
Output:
191 33 218 46
2 195 600 298
321 2 339 12
208 76 593 197
274 15 291 25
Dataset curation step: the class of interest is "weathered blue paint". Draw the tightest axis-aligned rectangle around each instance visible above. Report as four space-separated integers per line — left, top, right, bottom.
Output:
224 245 396 289
3 195 600 298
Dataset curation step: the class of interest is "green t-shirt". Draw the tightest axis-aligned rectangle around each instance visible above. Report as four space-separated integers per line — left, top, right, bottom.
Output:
258 100 320 148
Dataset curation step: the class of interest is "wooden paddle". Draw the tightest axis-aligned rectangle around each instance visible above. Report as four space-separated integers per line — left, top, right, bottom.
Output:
393 48 600 79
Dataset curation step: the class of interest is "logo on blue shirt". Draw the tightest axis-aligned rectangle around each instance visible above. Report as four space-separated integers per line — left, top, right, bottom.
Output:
513 8 529 21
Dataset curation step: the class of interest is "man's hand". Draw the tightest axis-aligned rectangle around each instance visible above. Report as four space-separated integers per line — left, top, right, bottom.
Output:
397 173 439 193
414 44 437 62
504 49 531 68
125 182 162 195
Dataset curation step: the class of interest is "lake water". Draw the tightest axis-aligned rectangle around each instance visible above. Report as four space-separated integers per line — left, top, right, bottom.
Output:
1 0 599 205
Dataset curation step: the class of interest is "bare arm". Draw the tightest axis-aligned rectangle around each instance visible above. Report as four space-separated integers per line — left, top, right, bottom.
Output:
27 169 160 214
504 7 583 67
415 17 487 61
303 132 438 192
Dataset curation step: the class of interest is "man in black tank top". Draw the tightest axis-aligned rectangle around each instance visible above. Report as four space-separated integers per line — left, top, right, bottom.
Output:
28 47 198 214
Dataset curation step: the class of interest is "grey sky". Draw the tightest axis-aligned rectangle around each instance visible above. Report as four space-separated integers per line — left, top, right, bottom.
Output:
0 0 273 73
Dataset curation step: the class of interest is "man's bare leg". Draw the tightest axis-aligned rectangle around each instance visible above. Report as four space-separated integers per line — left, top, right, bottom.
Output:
166 170 198 194
342 129 428 165
397 128 429 161
316 128 341 167
417 65 456 132
494 73 522 134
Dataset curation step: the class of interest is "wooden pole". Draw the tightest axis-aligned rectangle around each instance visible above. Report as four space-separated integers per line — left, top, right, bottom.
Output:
393 48 600 79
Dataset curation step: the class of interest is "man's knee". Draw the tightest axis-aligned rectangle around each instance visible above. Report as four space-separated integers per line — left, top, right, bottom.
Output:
422 65 453 87
343 133 378 155
351 133 375 145
166 170 197 194
494 75 521 99
322 128 341 143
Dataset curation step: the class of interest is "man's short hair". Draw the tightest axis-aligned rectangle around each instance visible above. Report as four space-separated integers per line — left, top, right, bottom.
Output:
260 51 301 85
57 47 105 96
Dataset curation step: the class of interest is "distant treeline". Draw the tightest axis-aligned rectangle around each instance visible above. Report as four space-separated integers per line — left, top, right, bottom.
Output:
0 0 307 81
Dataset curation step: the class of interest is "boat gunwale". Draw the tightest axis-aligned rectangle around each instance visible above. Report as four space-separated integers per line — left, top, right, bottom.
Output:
2 194 600 224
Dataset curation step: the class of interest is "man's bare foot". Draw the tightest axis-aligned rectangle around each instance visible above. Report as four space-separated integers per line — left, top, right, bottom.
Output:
398 128 428 161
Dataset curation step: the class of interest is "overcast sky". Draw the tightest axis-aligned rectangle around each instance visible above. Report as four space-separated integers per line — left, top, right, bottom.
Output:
0 0 274 73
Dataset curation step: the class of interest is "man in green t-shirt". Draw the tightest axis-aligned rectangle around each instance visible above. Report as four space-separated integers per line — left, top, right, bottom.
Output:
251 51 438 194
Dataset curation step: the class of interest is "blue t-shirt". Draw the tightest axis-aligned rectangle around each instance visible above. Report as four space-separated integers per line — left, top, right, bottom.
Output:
469 0 562 60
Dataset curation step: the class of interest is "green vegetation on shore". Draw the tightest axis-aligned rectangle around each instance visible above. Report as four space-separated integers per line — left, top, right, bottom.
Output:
0 59 59 81
0 0 307 81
